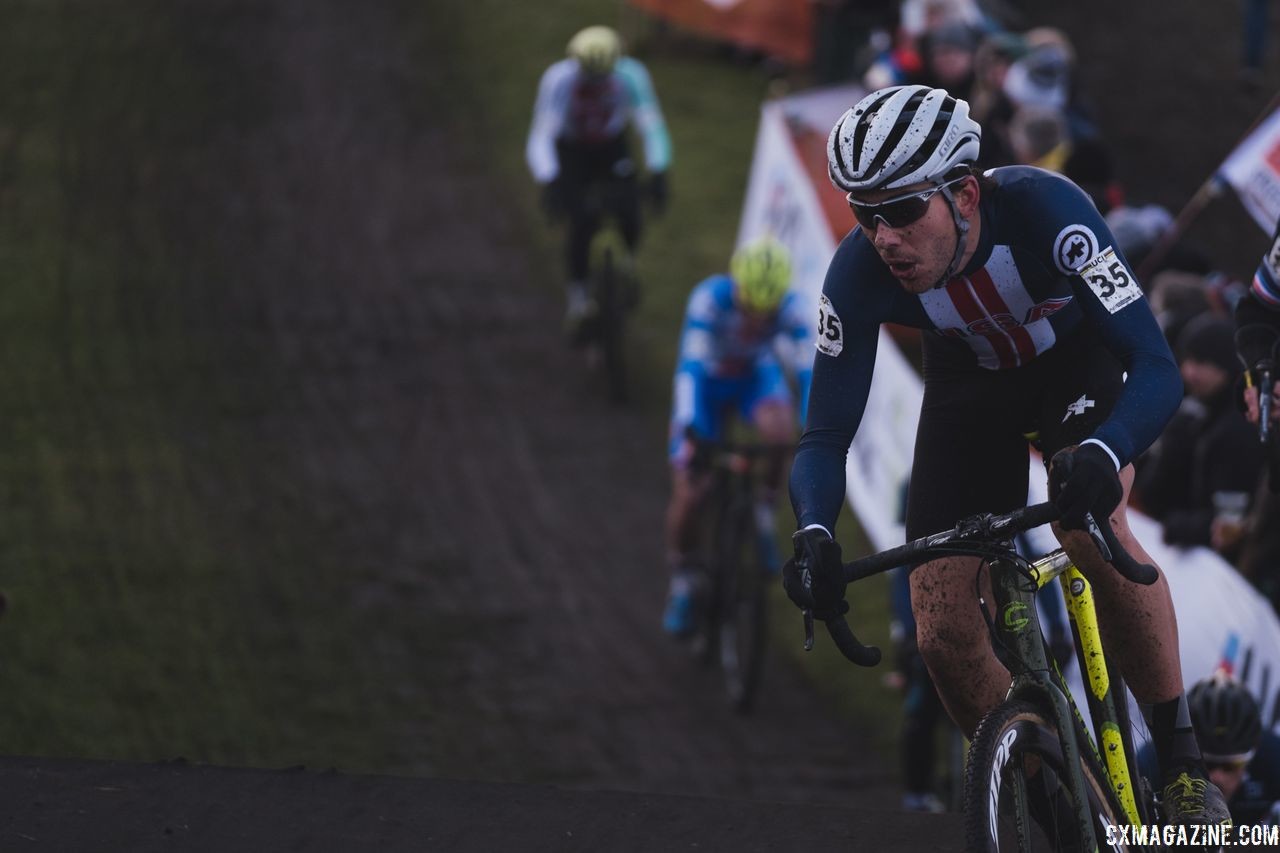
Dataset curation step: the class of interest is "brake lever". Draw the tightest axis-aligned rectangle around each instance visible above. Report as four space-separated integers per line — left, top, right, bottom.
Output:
797 561 879 665
824 614 882 667
1085 510 1158 585
1084 513 1113 562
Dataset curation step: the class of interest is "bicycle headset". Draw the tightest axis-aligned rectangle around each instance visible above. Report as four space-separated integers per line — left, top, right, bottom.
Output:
567 26 621 77
730 237 792 313
1188 672 1264 762
827 85 982 287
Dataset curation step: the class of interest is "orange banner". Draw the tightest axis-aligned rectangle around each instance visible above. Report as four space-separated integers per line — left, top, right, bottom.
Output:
629 0 813 66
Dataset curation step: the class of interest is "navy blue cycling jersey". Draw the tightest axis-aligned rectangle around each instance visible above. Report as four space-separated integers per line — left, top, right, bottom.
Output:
793 166 1182 532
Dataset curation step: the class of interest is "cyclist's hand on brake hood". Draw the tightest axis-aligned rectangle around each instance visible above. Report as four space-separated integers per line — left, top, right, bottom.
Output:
783 528 848 621
1049 444 1122 532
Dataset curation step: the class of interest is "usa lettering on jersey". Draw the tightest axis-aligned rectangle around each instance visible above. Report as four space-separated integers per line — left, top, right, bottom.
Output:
1079 247 1141 314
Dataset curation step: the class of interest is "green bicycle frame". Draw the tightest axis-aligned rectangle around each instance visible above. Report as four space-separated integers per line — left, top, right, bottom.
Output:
1038 554 1145 827
987 549 1149 847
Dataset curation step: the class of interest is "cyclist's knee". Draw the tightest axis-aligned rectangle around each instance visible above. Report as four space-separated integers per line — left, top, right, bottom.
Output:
670 465 711 506
915 620 992 676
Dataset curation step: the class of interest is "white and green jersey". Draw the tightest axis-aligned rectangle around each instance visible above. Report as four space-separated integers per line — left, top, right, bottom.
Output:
525 56 671 184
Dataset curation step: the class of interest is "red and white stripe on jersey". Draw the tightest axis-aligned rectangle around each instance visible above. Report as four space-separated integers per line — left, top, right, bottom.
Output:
918 245 1062 369
1251 270 1280 308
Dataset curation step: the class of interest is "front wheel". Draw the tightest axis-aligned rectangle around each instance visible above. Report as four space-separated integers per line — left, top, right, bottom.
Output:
715 496 768 714
963 699 1129 852
594 249 628 405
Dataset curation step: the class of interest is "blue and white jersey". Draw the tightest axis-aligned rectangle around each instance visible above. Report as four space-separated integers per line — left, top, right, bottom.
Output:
676 274 812 381
793 166 1182 531
525 56 672 184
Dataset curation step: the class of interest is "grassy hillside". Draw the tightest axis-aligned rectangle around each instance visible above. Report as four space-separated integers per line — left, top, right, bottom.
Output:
0 0 901 776
0 2 426 771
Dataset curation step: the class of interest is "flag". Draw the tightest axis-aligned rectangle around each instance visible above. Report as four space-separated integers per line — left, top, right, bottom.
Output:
1219 104 1280 233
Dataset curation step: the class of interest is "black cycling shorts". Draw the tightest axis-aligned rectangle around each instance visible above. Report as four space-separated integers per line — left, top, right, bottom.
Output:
904 324 1124 542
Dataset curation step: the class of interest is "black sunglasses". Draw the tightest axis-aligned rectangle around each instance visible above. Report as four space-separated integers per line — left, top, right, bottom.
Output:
846 176 969 231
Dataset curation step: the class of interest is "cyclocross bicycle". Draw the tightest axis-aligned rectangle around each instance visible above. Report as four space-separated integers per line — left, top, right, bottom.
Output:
685 429 786 713
579 180 640 404
799 501 1162 851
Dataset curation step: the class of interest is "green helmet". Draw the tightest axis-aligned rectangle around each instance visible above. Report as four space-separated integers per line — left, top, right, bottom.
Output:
731 237 792 312
567 26 621 76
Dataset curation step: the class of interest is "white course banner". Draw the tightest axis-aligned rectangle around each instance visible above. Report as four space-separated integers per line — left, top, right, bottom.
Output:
1219 105 1280 234
741 84 1280 724
737 86 926 548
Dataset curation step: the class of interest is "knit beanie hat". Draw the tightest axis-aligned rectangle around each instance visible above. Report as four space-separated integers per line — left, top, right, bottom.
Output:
1177 313 1240 375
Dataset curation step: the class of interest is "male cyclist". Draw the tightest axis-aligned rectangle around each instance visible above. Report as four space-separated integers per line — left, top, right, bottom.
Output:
783 85 1229 827
663 237 812 636
526 25 672 340
1233 219 1280 609
1236 215 1280 427
1140 673 1280 825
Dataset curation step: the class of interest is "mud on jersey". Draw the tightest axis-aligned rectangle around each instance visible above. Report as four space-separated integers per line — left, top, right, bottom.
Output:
793 166 1181 532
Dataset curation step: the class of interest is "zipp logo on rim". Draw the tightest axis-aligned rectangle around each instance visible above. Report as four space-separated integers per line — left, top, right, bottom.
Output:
989 727 1020 843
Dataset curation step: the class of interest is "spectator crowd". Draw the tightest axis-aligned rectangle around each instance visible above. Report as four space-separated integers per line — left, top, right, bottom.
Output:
807 0 1279 814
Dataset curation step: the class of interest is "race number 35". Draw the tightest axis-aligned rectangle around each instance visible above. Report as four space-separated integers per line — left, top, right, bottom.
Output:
1080 247 1141 314
817 294 844 357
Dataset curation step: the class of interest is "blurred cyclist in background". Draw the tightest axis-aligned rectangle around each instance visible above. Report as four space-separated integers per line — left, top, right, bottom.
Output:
526 25 672 341
1235 215 1280 428
1232 216 1280 610
662 237 813 636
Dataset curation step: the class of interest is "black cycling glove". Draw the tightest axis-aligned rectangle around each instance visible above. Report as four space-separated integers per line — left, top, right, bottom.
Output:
782 527 848 621
1048 444 1122 532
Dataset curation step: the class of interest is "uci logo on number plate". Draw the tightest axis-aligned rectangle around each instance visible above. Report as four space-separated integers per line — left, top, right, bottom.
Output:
1080 247 1141 314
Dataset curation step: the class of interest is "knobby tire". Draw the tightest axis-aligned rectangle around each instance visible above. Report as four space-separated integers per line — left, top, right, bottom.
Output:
963 699 1130 852
714 493 768 713
595 249 628 404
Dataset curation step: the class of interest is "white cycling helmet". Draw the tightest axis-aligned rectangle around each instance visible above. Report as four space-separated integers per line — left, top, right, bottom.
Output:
827 85 982 193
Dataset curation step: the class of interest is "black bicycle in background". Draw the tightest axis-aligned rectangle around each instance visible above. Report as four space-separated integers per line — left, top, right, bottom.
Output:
1236 323 1280 489
578 179 641 404
684 429 788 713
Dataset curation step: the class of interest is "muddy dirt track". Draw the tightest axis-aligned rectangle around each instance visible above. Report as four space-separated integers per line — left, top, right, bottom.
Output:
220 0 896 806
9 0 1275 849
0 0 932 849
